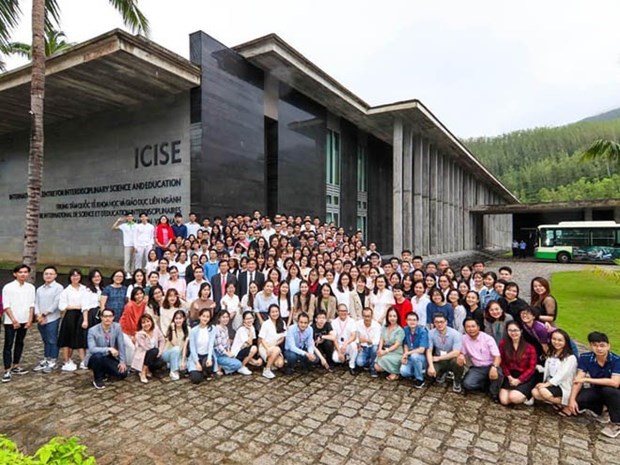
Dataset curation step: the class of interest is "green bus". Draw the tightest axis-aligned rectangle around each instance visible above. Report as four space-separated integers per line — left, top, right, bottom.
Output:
534 221 620 263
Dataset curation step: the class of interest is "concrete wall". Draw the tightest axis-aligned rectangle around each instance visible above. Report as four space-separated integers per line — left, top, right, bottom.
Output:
0 93 190 267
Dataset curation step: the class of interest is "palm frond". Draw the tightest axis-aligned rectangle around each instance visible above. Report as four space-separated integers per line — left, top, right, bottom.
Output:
580 139 620 164
0 55 5 72
0 0 22 49
108 0 150 35
44 0 61 32
5 40 31 58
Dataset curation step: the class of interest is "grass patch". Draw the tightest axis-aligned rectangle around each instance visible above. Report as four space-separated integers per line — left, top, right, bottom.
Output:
552 270 620 348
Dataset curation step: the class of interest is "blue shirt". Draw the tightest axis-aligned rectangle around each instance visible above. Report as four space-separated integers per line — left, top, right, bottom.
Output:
577 351 620 379
203 261 220 282
285 324 315 356
403 325 429 350
172 223 188 239
428 327 462 355
479 288 500 311
426 303 454 328
102 285 127 321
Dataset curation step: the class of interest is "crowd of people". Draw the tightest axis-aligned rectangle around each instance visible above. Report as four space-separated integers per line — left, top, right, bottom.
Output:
1 210 618 439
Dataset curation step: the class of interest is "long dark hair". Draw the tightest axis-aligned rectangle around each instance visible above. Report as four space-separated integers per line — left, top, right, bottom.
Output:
316 283 335 311
67 268 82 285
548 328 573 361
502 321 528 361
85 269 102 293
166 310 188 341
148 285 164 317
268 304 286 333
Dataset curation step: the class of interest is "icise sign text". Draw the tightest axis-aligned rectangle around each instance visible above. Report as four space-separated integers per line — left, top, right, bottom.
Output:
135 140 182 169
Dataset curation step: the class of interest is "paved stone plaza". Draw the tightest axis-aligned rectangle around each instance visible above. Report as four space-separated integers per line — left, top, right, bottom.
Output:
0 261 618 464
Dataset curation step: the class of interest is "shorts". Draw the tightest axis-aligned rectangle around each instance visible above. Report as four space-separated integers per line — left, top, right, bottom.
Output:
545 385 563 399
501 375 537 397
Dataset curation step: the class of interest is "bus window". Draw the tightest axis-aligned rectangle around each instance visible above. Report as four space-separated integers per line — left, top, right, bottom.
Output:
555 228 589 247
542 229 555 247
591 228 617 247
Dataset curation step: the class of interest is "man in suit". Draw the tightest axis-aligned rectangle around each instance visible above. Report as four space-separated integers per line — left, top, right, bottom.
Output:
86 308 128 389
211 260 238 313
238 258 265 297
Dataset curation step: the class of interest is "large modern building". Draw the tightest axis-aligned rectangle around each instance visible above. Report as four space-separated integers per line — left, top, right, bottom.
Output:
0 29 517 266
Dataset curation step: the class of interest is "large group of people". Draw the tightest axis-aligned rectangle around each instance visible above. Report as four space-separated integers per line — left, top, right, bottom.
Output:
1 210 618 439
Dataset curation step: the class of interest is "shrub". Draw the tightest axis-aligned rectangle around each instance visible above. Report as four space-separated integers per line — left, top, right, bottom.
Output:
0 435 95 465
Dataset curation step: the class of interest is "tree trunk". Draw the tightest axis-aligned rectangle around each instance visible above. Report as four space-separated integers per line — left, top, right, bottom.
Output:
22 0 47 282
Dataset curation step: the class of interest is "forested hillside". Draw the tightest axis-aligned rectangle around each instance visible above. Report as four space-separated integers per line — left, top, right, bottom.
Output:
464 118 620 202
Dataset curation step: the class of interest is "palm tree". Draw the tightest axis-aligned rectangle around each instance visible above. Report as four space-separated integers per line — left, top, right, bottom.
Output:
5 29 75 59
580 139 620 166
0 0 148 278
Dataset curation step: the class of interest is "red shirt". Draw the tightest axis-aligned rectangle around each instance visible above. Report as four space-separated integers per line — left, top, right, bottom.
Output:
119 300 146 336
155 224 174 247
393 298 413 327
499 339 537 383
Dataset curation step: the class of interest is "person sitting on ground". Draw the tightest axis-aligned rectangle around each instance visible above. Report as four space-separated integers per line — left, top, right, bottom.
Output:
213 310 246 376
355 307 381 377
119 287 147 366
498 321 538 406
566 331 620 439
426 313 464 393
161 310 189 381
258 304 287 379
188 308 216 384
374 307 405 381
400 311 429 388
331 304 358 374
132 313 166 384
311 310 335 370
86 308 128 389
284 312 319 374
231 311 263 371
531 328 577 410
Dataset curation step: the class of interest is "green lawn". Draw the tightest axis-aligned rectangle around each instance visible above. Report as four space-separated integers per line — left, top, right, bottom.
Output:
552 270 620 349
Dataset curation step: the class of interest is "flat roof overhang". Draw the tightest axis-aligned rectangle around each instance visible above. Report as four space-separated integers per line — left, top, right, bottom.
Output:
471 199 620 215
234 34 519 204
0 29 201 136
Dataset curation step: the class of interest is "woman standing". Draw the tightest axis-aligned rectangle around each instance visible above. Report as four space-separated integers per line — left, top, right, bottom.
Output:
189 283 216 328
146 285 164 328
159 289 183 336
278 281 292 324
447 289 467 334
188 308 216 384
132 314 166 384
221 282 241 330
411 281 430 328
369 275 395 324
126 269 147 301
499 282 529 322
316 283 338 321
241 282 260 313
499 321 538 406
100 270 128 322
483 300 513 345
155 215 174 258
286 264 302 298
162 310 189 381
58 269 87 371
531 329 577 410
164 266 186 300
119 288 147 366
349 276 369 321
82 269 103 330
333 272 353 308
258 304 287 379
213 310 247 375
463 291 485 329
530 277 558 323
374 307 405 381
292 281 317 322
145 250 159 275
426 288 453 329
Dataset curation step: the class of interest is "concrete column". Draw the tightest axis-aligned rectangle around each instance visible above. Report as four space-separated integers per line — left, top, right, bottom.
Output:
422 139 431 256
437 152 445 255
614 207 620 222
429 146 439 255
402 126 413 252
451 162 457 253
445 159 453 253
392 117 403 255
584 208 593 221
462 173 470 250
456 166 463 252
442 156 450 253
413 136 424 255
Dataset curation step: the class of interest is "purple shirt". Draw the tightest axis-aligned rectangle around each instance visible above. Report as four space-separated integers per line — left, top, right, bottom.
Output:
461 331 500 367
523 321 549 345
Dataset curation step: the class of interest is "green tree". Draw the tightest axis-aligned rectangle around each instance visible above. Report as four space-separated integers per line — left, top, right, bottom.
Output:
580 139 620 167
0 0 149 278
4 28 74 59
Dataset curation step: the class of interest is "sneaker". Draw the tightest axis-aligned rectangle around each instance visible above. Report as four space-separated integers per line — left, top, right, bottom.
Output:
237 366 252 376
169 371 180 381
92 379 106 390
446 371 455 381
413 379 426 389
436 372 447 385
61 361 77 372
262 368 275 379
524 397 535 406
46 360 57 370
79 361 88 370
452 380 463 393
33 360 48 372
601 424 620 439
1 372 11 383
348 367 358 376
579 409 610 424
370 371 379 378
11 367 28 375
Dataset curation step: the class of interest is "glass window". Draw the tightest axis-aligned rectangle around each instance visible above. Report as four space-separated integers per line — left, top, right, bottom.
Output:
326 130 341 186
357 145 368 192
554 228 589 247
591 229 616 247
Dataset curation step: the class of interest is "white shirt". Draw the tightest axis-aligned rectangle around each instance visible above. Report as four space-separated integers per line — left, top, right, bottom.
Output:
261 227 276 241
118 222 136 247
221 294 241 313
369 289 395 322
2 280 35 324
333 288 351 307
278 297 291 318
185 221 201 238
134 222 154 248
258 319 287 344
332 317 357 345
231 325 256 357
411 294 430 328
355 319 381 346
82 287 102 310
196 326 211 354
59 284 86 311
145 260 159 275
186 279 208 302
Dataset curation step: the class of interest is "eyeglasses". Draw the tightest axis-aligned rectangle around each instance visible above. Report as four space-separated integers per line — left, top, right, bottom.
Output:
507 329 521 333
101 314 114 318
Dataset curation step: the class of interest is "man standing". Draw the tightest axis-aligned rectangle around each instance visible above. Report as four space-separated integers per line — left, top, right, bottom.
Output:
284 313 318 374
426 313 464 393
86 308 128 389
185 212 201 238
186 267 209 302
171 212 188 239
332 304 358 375
458 318 502 399
211 260 238 313
134 212 154 271
238 258 265 297
355 307 381 377
33 266 63 374
112 212 136 278
261 217 276 241
2 265 35 383
400 312 429 388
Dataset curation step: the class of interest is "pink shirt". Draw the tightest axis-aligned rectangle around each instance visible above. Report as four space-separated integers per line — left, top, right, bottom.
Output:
461 331 500 367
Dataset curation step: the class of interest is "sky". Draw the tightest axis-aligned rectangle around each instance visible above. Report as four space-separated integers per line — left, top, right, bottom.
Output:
4 0 620 138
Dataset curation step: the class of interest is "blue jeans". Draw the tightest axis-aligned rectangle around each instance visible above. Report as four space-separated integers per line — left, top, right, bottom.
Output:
356 345 378 374
400 353 427 381
284 349 318 371
88 353 128 383
162 346 182 372
214 352 242 374
38 319 60 360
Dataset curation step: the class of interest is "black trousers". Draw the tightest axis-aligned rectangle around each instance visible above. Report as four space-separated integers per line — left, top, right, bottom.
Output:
144 348 165 372
88 353 128 382
189 354 213 384
578 386 620 423
3 324 28 370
